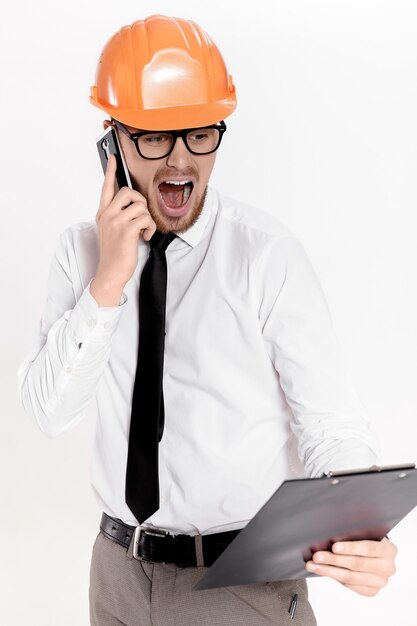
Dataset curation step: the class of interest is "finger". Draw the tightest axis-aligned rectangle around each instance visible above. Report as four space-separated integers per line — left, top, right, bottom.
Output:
343 584 379 597
305 560 387 589
142 221 157 241
97 188 146 224
127 214 157 241
332 538 396 558
311 551 395 576
118 201 151 222
107 186 148 214
99 153 117 210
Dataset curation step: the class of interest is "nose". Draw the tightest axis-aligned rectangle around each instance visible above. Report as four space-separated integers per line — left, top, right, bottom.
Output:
166 136 193 169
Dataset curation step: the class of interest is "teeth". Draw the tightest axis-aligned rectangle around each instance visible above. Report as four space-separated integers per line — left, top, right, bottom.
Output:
183 184 191 203
165 180 192 185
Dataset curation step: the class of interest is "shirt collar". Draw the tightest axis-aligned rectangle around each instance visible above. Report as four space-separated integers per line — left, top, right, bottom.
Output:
173 185 217 248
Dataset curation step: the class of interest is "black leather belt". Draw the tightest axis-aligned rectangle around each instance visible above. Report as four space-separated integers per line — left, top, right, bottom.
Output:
100 512 241 567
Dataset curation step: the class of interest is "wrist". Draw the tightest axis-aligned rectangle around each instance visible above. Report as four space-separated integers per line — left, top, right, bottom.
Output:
90 276 126 307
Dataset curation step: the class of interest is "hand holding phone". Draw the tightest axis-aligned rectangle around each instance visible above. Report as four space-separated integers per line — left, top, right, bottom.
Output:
92 129 157 299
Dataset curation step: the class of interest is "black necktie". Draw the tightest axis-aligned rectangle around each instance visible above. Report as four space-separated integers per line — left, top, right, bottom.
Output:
125 230 176 524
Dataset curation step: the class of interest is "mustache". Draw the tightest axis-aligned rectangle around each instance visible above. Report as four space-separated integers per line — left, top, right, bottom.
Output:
154 167 199 184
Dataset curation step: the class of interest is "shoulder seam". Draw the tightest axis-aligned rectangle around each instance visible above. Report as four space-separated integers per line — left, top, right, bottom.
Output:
217 198 295 240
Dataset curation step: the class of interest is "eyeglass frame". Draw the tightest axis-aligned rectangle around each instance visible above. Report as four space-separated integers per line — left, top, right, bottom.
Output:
110 118 227 160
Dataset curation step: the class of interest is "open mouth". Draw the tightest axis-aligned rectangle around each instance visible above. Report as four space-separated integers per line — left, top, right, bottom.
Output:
157 180 195 215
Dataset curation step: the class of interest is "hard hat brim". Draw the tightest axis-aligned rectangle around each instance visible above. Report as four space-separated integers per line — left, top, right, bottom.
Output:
90 91 237 131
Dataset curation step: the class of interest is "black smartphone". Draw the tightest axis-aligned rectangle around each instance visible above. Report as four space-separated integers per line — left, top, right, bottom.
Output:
96 126 132 192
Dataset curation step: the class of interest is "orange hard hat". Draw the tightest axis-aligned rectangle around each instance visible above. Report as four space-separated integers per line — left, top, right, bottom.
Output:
90 15 237 130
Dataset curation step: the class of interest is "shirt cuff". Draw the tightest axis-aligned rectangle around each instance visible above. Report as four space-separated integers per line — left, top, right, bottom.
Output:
65 278 128 345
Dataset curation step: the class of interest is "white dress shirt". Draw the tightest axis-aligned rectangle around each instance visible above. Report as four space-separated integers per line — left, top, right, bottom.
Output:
17 186 379 535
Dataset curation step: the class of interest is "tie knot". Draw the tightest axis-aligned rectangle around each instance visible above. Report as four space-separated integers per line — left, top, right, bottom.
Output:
149 230 177 250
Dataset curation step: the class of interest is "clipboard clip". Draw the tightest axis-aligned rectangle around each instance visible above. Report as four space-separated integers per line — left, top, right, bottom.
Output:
322 463 416 478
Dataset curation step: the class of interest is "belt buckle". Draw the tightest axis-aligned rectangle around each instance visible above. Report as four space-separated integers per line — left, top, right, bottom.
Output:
132 525 170 562
132 525 144 560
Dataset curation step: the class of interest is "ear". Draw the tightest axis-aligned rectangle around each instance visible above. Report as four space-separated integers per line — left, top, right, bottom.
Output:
103 119 112 130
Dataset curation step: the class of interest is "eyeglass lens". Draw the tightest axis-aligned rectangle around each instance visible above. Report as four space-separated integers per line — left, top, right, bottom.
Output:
138 128 221 158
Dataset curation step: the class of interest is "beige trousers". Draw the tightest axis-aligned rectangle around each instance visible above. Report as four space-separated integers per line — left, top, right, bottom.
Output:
89 529 317 626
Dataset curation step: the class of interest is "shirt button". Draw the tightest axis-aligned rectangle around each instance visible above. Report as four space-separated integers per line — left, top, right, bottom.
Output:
86 318 97 327
103 321 111 329
64 366 72 373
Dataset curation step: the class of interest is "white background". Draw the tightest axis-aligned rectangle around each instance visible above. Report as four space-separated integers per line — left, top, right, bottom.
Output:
3 0 417 624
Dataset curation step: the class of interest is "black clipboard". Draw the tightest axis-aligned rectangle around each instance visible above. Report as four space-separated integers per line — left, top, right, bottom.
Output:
194 464 417 590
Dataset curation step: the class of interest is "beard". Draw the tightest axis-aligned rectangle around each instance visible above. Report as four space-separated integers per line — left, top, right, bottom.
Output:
146 185 208 235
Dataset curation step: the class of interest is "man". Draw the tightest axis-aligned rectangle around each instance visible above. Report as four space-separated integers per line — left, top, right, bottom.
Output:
18 15 397 625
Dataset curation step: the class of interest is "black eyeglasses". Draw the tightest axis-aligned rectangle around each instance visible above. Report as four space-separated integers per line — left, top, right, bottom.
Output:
111 118 227 160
